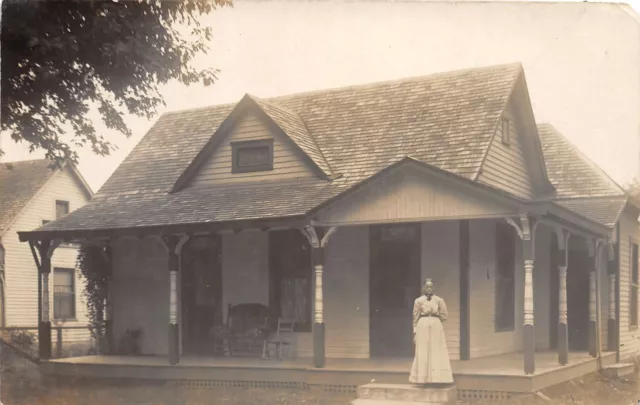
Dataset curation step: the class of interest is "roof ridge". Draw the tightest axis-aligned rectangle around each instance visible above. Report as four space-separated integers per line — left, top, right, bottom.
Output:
158 62 524 118
269 62 523 103
539 123 625 195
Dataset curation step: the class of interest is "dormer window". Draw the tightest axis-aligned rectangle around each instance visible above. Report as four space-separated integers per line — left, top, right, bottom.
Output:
501 116 511 145
231 139 274 173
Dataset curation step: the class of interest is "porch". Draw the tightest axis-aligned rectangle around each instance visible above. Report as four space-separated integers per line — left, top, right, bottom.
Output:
42 351 617 397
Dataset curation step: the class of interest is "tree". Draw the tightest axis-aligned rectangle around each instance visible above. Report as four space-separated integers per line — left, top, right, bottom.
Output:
626 177 640 200
1 0 231 164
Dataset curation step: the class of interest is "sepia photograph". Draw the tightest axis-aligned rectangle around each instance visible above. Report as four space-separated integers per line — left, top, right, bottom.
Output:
1 0 640 404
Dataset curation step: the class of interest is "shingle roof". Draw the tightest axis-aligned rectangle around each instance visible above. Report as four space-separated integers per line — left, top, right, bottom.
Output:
0 159 58 235
537 123 627 227
250 95 333 178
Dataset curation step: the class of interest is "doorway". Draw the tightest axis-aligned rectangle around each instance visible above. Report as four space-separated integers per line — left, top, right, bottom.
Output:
369 224 421 357
181 235 223 356
549 239 590 352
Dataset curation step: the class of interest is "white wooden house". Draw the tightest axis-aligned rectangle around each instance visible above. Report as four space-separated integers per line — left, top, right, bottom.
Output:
0 159 93 347
18 64 640 397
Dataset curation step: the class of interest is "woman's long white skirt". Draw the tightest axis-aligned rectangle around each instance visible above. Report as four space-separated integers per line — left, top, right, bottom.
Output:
409 316 454 384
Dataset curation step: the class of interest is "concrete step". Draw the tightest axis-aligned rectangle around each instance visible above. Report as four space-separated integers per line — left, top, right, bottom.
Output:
355 383 457 404
602 363 635 378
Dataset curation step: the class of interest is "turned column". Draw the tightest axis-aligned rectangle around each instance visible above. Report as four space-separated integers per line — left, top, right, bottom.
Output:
587 239 597 358
555 228 570 365
103 244 114 354
303 225 337 369
506 214 537 375
162 235 181 365
607 242 617 352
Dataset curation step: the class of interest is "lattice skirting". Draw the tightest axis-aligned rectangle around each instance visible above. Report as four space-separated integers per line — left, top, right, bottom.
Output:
172 380 357 393
458 389 513 400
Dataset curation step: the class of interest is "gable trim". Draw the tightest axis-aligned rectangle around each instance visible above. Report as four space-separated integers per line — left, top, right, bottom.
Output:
307 157 527 223
475 67 554 197
171 95 330 193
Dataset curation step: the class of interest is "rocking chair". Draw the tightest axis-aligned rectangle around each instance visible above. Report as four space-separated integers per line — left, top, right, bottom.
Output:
262 318 296 360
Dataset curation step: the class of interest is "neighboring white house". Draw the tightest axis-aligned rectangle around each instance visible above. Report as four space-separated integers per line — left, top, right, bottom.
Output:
0 159 93 348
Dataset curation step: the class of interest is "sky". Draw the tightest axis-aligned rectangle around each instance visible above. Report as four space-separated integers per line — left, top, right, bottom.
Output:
2 0 640 193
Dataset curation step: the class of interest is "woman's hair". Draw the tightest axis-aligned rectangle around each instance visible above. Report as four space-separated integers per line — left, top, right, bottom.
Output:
421 278 434 295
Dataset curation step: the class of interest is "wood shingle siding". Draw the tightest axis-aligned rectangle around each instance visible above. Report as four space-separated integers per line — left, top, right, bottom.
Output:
188 112 317 187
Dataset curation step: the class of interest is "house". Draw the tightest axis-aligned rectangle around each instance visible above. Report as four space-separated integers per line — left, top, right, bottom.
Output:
0 159 93 350
17 63 640 397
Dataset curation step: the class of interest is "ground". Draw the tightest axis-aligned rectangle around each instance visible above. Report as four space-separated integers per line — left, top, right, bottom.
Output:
2 346 640 405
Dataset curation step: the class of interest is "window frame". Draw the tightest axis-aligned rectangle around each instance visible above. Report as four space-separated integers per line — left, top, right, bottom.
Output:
55 200 70 220
630 240 639 328
231 139 274 174
53 267 76 321
501 115 511 146
495 222 516 332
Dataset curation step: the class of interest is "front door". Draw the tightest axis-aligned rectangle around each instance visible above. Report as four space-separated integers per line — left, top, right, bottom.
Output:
567 249 590 352
181 236 222 356
370 224 422 357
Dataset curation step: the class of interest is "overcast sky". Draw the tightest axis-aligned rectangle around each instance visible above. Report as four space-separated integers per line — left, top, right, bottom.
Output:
2 0 640 193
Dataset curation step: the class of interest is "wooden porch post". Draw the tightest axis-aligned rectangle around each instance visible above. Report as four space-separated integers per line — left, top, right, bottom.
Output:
162 235 181 365
607 242 617 352
30 239 59 360
555 228 570 365
587 239 597 358
303 225 337 369
506 214 537 375
103 244 114 354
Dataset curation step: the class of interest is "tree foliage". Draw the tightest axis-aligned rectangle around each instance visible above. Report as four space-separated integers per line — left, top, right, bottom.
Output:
626 177 640 200
1 0 231 164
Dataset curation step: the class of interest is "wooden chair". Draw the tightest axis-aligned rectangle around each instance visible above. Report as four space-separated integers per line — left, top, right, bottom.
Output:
262 318 296 360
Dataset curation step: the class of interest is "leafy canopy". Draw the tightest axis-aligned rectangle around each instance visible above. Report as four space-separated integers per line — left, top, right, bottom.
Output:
1 0 231 164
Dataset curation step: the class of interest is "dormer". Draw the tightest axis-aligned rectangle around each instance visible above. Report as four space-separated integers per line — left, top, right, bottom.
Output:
172 95 333 192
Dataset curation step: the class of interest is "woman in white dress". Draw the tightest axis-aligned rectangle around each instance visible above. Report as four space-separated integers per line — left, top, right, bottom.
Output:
409 278 454 385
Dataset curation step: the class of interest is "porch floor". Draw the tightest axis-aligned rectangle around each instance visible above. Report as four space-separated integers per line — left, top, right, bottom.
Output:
43 351 616 395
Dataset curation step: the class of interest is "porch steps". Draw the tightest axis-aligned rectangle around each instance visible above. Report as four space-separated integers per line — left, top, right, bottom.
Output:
352 383 457 405
602 363 635 379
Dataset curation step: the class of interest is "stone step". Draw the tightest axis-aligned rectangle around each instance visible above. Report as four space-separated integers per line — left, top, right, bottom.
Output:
602 363 635 378
355 383 457 404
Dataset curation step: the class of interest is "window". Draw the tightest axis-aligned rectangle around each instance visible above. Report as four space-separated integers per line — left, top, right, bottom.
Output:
495 222 516 332
631 242 638 327
231 140 273 173
53 268 76 320
55 200 69 219
42 220 51 226
269 230 312 332
501 116 511 145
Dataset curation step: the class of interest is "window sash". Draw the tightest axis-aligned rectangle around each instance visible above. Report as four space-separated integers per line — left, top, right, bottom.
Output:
495 223 516 331
55 200 69 219
53 269 76 319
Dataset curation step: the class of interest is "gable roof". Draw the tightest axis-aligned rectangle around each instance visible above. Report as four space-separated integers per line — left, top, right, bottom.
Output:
0 160 58 236
28 63 570 236
0 159 94 237
537 123 627 227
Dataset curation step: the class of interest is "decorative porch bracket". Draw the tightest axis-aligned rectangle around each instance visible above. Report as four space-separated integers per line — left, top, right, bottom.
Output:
301 225 337 369
29 239 60 360
161 234 190 366
505 214 538 375
607 241 617 352
554 227 571 366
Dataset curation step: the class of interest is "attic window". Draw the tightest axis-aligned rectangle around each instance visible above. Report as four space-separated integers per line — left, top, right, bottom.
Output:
501 116 511 145
231 140 274 173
